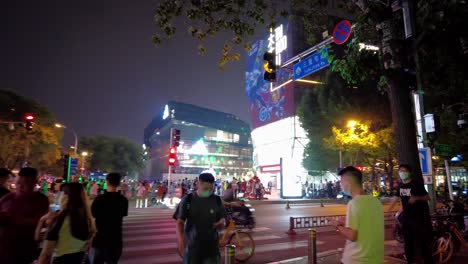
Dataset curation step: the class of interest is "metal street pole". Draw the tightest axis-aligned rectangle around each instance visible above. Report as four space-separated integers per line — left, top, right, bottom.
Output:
168 128 173 198
444 159 454 200
339 150 342 168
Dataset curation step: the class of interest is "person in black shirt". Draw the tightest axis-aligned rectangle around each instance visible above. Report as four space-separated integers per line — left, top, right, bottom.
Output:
388 164 434 264
0 168 11 199
89 172 128 264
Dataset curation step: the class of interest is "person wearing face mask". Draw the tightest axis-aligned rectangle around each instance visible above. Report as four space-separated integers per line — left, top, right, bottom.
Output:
329 166 384 264
176 172 226 264
388 164 434 264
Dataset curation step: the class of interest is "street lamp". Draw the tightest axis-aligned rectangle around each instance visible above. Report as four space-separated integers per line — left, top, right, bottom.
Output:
339 120 359 168
55 123 78 156
81 151 88 175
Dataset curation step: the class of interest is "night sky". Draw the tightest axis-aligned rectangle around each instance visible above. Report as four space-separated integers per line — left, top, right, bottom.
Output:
3 0 252 145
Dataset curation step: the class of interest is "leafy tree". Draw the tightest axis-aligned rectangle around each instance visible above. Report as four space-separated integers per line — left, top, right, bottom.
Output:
79 136 145 176
0 90 62 173
152 0 468 182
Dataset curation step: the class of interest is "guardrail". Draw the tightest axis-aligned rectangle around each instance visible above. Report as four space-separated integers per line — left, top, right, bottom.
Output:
287 211 398 235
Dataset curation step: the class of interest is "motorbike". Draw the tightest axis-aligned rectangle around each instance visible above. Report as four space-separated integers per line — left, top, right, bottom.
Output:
227 198 256 229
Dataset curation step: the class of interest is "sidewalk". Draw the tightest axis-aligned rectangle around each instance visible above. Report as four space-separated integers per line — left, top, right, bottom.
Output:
268 239 468 264
266 240 406 264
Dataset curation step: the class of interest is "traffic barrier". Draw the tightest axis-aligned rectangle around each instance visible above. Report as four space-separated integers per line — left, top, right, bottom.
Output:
225 244 236 264
307 229 317 264
287 211 398 235
286 201 291 209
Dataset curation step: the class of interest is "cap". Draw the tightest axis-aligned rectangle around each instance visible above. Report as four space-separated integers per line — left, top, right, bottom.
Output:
199 172 215 183
0 168 12 178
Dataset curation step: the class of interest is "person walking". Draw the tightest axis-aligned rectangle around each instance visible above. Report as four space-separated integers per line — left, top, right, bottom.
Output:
89 172 128 264
330 166 384 264
136 182 147 208
388 164 434 264
176 173 225 264
36 182 95 264
0 167 49 264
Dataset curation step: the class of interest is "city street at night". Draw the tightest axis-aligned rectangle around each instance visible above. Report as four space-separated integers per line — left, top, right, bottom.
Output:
3 1 467 263
120 202 402 264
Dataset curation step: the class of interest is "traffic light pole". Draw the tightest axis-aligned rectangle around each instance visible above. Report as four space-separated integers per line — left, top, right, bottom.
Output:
168 128 173 197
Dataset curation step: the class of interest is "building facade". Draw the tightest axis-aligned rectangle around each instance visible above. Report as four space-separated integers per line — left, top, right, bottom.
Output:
144 101 253 181
245 2 354 198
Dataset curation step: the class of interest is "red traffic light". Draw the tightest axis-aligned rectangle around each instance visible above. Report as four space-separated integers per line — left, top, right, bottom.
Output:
168 147 177 166
25 114 35 121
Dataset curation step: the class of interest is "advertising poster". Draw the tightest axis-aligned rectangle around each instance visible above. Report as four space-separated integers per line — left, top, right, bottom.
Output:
245 23 295 129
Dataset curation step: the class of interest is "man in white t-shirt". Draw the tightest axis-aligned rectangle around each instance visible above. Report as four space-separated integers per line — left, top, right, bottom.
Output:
330 166 384 264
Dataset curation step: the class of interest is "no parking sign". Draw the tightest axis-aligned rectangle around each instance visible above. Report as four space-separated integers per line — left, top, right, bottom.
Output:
332 20 352 45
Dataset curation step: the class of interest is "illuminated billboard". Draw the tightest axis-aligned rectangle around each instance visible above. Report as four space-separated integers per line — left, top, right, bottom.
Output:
245 23 295 129
251 116 308 198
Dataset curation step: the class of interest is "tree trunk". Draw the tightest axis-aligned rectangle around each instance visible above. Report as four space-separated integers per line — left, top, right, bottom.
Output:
379 18 423 182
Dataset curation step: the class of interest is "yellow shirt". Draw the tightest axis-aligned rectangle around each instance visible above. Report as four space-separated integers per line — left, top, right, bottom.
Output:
55 216 87 257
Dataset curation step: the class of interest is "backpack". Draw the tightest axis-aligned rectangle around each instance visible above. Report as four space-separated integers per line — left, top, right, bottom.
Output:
172 193 222 220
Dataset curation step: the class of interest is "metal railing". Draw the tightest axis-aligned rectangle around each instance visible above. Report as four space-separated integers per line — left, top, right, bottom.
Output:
287 211 398 235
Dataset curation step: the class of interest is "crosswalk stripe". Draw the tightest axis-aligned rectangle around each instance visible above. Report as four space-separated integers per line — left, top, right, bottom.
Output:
123 233 282 243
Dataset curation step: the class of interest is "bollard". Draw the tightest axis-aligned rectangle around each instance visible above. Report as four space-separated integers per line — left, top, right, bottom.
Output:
320 199 324 207
286 217 297 235
308 229 317 264
225 244 236 264
286 201 291 209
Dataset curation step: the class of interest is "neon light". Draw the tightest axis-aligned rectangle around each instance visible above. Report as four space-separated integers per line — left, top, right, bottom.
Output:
162 104 169 120
270 79 293 92
296 79 324 84
67 157 72 182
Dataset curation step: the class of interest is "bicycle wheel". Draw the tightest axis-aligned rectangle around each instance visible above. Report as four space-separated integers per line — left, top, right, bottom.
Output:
227 231 255 262
432 234 454 263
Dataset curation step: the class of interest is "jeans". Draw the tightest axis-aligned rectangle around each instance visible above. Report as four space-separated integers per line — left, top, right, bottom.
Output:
53 251 85 264
88 246 122 264
183 251 220 264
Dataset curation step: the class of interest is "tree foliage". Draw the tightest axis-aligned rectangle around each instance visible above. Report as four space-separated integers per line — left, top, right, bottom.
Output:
152 0 468 179
79 136 145 175
0 90 62 173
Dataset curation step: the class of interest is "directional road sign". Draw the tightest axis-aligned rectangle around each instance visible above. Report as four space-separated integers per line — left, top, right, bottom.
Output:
418 148 433 176
293 47 329 81
70 158 79 175
434 143 455 158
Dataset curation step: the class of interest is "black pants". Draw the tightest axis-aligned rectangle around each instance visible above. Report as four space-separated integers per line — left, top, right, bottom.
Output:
403 223 434 264
53 251 85 264
89 246 122 264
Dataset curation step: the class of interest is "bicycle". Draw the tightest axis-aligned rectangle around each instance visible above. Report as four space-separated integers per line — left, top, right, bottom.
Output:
431 207 468 263
178 209 255 262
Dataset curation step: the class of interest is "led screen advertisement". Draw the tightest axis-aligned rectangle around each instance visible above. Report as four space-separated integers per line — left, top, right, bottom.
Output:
245 23 295 129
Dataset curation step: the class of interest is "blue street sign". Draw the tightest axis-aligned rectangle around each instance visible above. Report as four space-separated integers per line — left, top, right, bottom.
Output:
418 148 432 176
71 158 79 166
293 47 329 81
70 158 79 175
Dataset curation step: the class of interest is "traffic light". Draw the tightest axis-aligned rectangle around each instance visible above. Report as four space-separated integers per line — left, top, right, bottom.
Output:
172 129 181 147
263 52 276 82
168 147 177 166
24 113 35 131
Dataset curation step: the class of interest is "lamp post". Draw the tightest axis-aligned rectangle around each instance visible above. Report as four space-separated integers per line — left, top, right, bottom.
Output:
81 151 88 169
55 123 78 156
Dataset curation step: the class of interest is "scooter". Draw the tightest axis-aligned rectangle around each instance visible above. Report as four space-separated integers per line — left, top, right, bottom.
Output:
228 199 256 229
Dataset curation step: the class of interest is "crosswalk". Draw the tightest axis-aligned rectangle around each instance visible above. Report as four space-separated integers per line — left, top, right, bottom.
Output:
119 207 325 264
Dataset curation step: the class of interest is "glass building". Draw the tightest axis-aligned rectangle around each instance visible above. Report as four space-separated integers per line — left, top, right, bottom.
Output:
143 101 253 181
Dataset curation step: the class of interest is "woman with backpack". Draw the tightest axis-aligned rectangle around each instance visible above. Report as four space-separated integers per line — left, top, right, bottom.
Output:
35 182 95 264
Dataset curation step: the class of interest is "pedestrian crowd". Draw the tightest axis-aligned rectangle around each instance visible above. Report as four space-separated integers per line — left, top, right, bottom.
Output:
0 167 128 264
